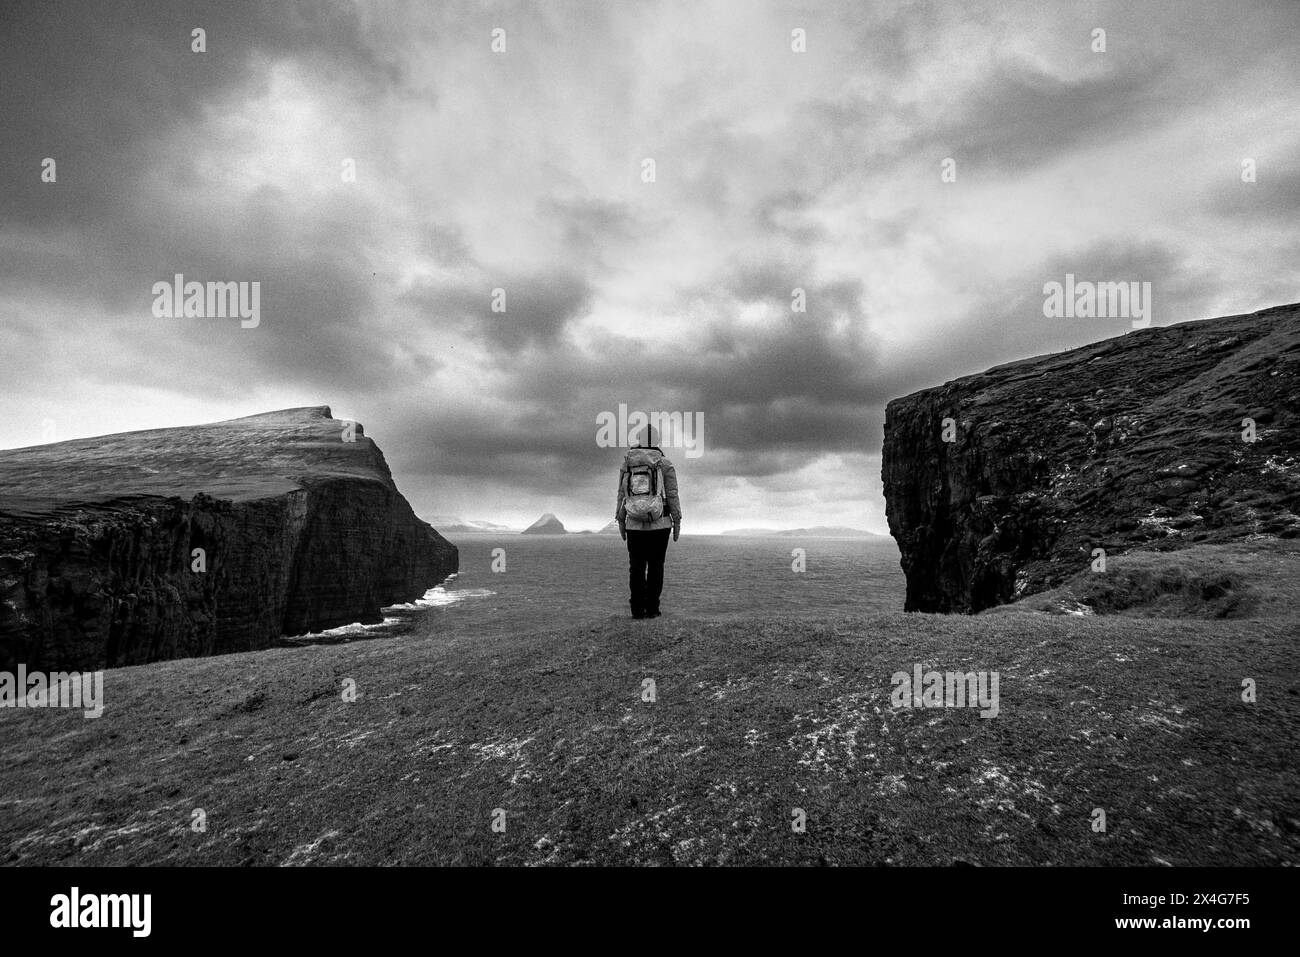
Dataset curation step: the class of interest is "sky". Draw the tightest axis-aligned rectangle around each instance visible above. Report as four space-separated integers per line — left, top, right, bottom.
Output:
2 0 1299 534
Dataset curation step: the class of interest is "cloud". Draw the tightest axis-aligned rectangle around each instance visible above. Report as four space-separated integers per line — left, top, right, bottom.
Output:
403 269 594 355
927 60 1167 173
4 0 1300 535
1207 162 1300 224
0 0 403 231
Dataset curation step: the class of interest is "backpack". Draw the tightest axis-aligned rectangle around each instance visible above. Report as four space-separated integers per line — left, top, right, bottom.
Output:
622 451 665 522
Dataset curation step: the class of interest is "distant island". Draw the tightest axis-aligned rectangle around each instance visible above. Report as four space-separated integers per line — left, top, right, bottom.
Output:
521 512 567 535
436 520 888 537
431 515 518 533
434 515 621 535
719 526 886 538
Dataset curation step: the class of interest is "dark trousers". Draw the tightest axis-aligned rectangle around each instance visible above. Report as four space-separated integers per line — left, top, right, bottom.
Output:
626 528 671 615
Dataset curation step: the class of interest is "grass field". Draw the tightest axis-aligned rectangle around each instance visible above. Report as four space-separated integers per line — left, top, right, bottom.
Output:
3 543 1297 866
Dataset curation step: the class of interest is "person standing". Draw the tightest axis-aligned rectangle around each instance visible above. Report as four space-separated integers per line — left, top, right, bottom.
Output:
615 424 681 618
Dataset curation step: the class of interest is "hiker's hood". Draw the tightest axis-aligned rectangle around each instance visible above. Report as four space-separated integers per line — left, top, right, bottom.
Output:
632 423 660 448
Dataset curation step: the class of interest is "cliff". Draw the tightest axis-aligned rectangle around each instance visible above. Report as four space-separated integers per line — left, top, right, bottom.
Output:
882 302 1300 613
0 407 458 669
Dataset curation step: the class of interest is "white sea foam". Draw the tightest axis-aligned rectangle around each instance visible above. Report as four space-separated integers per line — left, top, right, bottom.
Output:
296 617 403 640
386 585 495 609
291 580 491 640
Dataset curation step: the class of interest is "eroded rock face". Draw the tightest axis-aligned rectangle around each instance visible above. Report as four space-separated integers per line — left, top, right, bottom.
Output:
882 302 1300 613
0 407 458 669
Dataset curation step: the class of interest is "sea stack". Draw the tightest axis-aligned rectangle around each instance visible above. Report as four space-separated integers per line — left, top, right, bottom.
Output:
882 302 1300 613
0 407 458 669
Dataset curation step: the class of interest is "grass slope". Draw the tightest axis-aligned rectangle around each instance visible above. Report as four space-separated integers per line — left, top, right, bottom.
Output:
987 541 1300 620
0 406 384 516
2 602 1296 865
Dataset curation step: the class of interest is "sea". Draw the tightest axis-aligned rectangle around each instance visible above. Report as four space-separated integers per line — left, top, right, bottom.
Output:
295 532 905 645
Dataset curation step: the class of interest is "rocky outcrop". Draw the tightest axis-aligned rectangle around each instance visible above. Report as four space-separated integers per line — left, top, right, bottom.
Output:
882 302 1300 613
521 513 566 534
0 407 458 669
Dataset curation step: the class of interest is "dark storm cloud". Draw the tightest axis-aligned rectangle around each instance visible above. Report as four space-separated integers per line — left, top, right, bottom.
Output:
0 0 402 230
750 189 825 245
778 0 1300 193
499 265 889 416
681 312 880 411
395 266 899 494
486 273 594 352
723 253 812 306
1207 163 1300 223
406 409 606 482
0 178 411 399
0 0 421 398
537 196 643 263
929 61 1165 172
790 57 1164 187
421 223 476 267
838 1 936 81
1032 239 1220 330
403 269 594 355
723 257 865 321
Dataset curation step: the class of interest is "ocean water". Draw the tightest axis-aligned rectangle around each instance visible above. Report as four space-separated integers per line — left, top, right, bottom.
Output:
299 533 905 644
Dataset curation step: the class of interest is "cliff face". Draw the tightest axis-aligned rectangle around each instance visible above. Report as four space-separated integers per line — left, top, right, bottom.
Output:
0 407 458 669
882 302 1300 613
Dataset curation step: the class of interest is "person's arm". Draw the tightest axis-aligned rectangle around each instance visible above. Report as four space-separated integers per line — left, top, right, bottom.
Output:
662 459 682 531
613 462 624 522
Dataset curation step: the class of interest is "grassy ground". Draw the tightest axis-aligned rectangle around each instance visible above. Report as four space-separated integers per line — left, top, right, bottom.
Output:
988 541 1300 620
2 592 1297 865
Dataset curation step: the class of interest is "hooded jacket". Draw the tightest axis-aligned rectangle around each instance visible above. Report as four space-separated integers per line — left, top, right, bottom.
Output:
616 426 682 532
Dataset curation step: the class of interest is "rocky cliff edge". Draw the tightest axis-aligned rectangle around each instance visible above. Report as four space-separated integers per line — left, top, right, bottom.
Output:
0 406 458 668
882 302 1300 613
